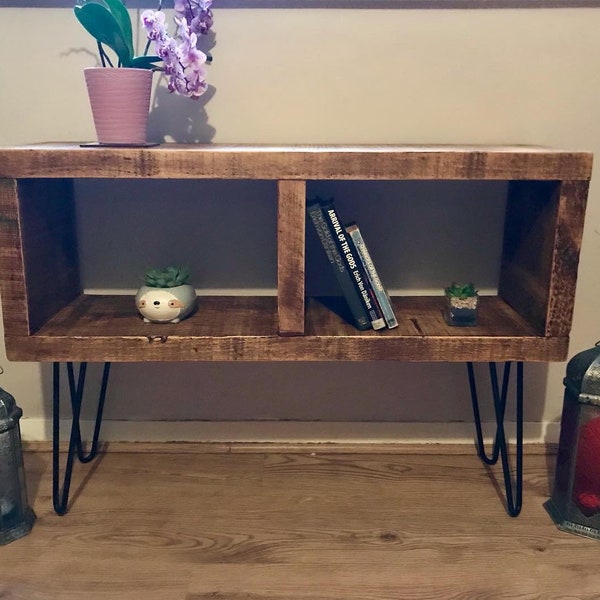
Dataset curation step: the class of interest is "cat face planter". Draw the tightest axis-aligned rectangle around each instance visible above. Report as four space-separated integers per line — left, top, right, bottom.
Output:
135 284 196 324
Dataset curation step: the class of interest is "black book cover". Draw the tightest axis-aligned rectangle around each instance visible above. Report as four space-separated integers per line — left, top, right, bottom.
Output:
306 200 371 330
318 198 386 330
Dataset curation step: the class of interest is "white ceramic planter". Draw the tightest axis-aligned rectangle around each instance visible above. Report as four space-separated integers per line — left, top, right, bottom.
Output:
135 284 197 323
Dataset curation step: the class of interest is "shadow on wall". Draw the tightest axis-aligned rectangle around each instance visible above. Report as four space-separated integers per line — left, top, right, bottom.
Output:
147 82 216 144
39 361 550 443
146 26 217 144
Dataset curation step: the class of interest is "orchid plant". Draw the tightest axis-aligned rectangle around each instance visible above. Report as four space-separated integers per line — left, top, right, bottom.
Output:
74 0 214 99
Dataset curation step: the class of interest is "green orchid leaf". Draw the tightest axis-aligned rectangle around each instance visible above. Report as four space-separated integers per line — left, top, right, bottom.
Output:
103 0 134 58
74 3 132 67
129 55 162 69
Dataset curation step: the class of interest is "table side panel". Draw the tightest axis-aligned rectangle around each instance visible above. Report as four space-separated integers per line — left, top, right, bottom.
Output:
17 179 81 334
499 181 560 334
545 180 589 337
0 178 29 336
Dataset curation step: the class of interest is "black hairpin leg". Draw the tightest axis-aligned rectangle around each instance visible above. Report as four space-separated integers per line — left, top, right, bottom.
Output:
52 362 111 516
467 361 523 517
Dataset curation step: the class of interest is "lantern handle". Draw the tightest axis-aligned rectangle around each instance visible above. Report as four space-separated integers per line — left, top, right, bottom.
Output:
52 362 111 515
467 361 524 517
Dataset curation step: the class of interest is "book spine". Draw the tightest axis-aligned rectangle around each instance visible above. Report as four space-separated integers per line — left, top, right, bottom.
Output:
306 202 371 331
346 222 399 329
319 200 386 330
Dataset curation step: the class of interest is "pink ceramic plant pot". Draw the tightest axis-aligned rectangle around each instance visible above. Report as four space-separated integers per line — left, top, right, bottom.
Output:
84 67 153 146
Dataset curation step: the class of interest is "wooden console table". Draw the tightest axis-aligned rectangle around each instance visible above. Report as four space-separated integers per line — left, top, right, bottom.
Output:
0 143 593 516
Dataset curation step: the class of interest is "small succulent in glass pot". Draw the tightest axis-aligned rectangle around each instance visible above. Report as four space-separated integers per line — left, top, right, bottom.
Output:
136 265 197 323
444 282 479 327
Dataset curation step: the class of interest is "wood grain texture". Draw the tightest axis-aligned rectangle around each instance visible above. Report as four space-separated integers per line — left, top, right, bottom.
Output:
3 449 600 600
0 144 591 364
22 441 555 455
3 294 567 362
498 180 587 339
186 562 600 600
17 179 81 334
498 180 558 334
277 180 305 335
544 180 589 336
0 144 593 181
0 177 29 336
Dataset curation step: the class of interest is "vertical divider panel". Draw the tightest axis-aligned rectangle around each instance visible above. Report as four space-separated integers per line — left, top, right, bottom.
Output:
277 179 306 336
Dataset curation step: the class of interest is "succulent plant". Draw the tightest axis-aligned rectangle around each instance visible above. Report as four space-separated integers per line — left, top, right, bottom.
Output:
444 282 478 299
144 265 191 288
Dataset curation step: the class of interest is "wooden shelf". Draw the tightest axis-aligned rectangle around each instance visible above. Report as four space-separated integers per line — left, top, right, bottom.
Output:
0 144 592 364
2 294 567 362
0 143 592 181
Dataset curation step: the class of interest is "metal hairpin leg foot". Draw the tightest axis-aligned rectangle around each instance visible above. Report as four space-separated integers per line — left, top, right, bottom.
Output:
467 361 523 517
52 362 111 516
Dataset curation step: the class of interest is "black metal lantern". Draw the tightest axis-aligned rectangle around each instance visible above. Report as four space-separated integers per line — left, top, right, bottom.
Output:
0 387 35 545
545 344 600 540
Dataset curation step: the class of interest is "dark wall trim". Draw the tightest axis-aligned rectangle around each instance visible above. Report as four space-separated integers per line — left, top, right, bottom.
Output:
4 1 600 8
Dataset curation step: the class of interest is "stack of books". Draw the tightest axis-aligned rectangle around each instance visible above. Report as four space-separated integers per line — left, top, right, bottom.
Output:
307 197 398 331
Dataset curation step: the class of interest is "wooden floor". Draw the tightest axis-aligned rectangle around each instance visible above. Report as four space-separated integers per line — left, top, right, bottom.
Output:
3 444 600 599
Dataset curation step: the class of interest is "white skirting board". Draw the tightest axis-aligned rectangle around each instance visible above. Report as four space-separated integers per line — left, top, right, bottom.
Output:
20 419 561 445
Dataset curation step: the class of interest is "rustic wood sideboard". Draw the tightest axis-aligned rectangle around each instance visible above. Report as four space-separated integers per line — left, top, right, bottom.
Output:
0 143 593 516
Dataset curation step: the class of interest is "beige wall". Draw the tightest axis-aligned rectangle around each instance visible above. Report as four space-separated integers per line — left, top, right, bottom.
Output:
1 7 599 443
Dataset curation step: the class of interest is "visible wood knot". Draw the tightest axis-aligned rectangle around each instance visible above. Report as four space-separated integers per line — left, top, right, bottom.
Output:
380 532 398 542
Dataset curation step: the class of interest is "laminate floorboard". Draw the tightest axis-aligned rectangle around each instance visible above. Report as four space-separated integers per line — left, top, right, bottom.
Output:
2 448 600 599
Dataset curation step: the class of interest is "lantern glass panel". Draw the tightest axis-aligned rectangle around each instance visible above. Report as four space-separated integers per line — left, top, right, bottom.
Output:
546 346 600 541
570 404 600 525
0 389 35 545
551 394 580 510
1 428 27 522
